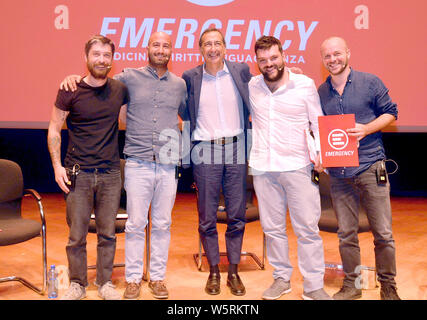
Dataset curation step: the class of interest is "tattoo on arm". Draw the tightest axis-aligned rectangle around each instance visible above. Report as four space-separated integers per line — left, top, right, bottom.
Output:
59 110 68 121
47 135 61 166
47 108 68 168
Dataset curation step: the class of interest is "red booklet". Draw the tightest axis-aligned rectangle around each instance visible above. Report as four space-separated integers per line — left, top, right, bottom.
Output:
318 114 359 167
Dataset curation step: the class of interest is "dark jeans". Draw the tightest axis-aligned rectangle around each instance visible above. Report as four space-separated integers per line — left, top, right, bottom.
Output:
330 160 397 288
192 140 246 266
65 169 121 287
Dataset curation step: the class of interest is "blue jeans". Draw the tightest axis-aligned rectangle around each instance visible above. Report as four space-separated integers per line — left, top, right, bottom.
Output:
330 160 397 287
65 169 121 287
124 158 177 282
253 165 325 293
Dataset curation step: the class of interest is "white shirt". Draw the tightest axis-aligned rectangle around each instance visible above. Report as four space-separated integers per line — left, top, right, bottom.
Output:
249 69 323 172
193 63 244 141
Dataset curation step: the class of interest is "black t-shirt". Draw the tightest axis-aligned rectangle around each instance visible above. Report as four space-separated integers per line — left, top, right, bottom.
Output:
55 78 129 170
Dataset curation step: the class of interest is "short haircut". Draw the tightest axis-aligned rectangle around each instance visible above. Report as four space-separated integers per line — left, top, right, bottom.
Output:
198 27 226 47
84 35 115 56
254 36 283 55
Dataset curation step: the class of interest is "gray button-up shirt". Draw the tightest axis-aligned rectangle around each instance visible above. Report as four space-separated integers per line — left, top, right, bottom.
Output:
114 66 187 165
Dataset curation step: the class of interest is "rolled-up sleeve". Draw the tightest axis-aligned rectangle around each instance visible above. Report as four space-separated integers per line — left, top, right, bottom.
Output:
372 77 398 120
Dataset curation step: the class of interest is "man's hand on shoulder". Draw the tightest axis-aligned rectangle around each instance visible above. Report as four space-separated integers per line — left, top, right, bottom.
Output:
60 75 82 92
289 67 303 74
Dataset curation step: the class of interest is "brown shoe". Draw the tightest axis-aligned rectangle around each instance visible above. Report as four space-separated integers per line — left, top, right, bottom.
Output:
149 280 169 299
205 273 221 295
123 281 141 300
227 273 246 296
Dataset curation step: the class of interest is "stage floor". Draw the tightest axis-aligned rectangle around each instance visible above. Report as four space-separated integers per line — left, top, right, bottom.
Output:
1 193 426 300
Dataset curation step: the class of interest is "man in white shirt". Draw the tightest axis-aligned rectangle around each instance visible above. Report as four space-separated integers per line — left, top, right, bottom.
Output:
249 36 331 300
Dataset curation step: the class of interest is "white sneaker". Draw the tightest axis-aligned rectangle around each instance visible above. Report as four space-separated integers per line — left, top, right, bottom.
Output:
60 282 86 300
98 281 121 300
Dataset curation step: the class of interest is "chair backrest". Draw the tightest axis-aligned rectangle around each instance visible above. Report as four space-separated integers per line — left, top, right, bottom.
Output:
0 159 23 202
0 159 23 219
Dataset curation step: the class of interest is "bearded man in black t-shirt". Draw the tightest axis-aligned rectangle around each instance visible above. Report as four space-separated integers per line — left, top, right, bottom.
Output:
47 35 129 300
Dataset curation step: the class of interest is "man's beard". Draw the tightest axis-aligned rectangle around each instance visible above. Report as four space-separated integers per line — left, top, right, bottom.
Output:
87 62 111 79
329 59 348 76
261 64 285 82
148 53 170 68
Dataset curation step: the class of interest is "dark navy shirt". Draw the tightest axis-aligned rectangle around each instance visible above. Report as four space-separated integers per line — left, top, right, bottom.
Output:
318 69 398 178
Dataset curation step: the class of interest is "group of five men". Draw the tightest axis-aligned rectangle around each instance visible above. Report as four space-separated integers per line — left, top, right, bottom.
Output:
47 28 400 300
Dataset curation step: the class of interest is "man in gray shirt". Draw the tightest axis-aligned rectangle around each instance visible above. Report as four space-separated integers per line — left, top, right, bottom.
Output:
116 32 186 300
60 32 187 300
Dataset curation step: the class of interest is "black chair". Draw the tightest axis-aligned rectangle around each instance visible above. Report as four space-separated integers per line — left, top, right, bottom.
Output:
192 174 266 271
0 159 47 295
318 171 377 288
87 159 150 281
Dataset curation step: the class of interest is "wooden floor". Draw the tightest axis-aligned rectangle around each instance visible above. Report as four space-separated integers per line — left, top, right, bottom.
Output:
1 193 426 300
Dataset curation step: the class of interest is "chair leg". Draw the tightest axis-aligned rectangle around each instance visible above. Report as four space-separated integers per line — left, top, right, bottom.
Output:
40 210 48 294
356 265 379 289
88 215 151 283
0 214 48 295
88 255 126 270
0 276 44 295
324 262 378 289
325 262 344 270
262 232 266 269
192 233 266 271
192 235 205 271
197 235 203 270
241 232 266 270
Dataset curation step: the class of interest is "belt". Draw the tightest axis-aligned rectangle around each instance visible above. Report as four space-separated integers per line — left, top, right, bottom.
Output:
125 154 158 162
210 136 238 145
80 167 114 173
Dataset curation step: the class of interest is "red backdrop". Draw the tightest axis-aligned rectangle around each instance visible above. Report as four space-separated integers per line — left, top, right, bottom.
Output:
1 0 425 131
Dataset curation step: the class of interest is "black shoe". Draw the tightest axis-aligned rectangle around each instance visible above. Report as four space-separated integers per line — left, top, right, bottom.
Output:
205 273 221 295
380 284 401 300
227 273 246 296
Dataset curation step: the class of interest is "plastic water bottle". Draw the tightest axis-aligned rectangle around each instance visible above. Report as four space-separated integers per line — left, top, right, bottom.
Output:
47 265 58 299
